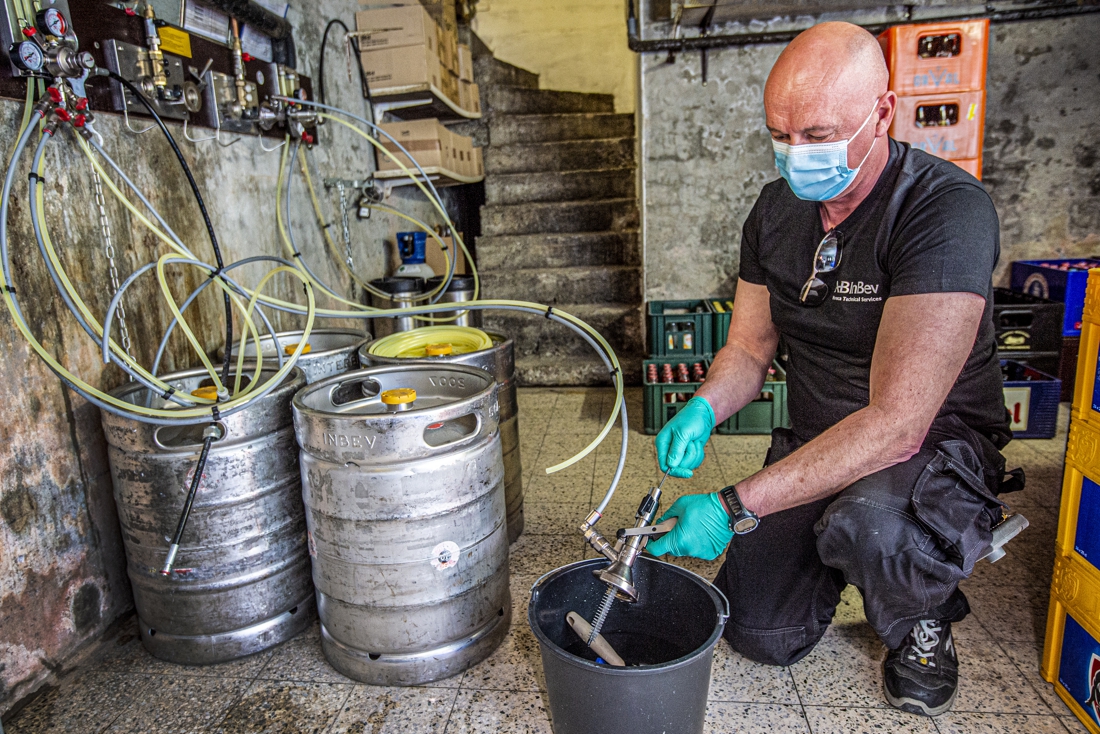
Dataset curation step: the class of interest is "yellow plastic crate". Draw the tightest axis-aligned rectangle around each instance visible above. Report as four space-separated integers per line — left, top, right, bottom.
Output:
1072 270 1100 426
1042 553 1100 734
1056 421 1100 572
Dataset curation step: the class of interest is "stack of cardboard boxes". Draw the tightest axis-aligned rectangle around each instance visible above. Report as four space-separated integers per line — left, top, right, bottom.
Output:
355 1 480 115
377 118 483 180
879 19 988 179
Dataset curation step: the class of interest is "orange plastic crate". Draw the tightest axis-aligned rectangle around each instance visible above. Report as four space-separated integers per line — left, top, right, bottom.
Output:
891 90 985 161
879 19 989 96
951 157 982 180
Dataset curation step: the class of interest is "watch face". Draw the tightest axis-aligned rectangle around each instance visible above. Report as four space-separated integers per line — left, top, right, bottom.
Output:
733 516 759 534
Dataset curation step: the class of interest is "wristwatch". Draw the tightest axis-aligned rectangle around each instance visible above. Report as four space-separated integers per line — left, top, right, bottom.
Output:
718 484 760 535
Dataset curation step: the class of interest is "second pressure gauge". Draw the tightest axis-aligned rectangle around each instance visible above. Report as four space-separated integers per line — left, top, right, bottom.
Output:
36 8 68 38
10 40 45 72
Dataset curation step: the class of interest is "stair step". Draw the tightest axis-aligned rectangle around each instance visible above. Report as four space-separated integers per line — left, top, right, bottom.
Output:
477 231 640 270
489 113 634 145
481 198 639 236
485 138 634 175
486 86 615 115
473 56 539 89
515 353 645 387
483 303 644 362
480 265 641 305
485 168 634 205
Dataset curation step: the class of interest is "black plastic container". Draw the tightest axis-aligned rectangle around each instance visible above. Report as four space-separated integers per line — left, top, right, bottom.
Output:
993 287 1064 354
529 557 728 734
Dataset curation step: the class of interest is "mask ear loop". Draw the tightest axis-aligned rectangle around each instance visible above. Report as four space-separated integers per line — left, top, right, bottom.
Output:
849 98 884 172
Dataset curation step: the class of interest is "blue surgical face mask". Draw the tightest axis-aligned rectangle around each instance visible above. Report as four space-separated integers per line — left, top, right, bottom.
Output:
771 102 880 202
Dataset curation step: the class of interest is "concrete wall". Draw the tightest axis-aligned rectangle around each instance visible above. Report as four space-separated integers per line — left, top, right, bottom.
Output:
0 0 453 715
471 0 636 112
639 13 1100 300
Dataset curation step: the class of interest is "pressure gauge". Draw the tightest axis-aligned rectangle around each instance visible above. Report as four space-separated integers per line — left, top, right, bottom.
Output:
10 40 45 72
36 8 67 38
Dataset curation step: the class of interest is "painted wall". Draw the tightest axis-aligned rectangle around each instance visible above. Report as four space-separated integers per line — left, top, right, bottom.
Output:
639 14 1100 300
471 0 636 112
0 0 454 715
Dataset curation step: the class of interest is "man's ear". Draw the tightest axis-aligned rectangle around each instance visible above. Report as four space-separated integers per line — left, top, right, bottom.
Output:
877 91 898 135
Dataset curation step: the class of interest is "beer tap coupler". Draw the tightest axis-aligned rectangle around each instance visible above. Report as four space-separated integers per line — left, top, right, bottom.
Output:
594 486 664 603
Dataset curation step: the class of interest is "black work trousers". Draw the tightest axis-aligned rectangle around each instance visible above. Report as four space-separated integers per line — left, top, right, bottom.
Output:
713 416 1012 666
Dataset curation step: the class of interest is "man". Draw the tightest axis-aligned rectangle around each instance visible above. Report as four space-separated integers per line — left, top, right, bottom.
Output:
646 21 1018 717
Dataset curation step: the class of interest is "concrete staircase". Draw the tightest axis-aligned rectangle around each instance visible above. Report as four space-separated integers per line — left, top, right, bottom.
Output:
467 45 643 386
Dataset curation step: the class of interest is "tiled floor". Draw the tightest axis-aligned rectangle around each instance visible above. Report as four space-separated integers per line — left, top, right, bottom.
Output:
4 388 1085 733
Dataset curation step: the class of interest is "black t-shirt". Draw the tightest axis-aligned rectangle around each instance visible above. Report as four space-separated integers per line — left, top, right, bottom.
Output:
739 138 1011 447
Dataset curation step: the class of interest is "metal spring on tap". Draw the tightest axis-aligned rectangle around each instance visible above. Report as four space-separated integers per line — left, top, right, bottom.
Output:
588 585 617 645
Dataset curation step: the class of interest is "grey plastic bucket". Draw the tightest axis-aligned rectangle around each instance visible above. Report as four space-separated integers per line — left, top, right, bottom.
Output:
529 556 728 734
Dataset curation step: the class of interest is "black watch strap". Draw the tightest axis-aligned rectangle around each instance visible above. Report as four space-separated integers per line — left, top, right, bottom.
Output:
719 484 760 535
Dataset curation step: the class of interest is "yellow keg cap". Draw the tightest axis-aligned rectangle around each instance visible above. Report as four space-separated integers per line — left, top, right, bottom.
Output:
425 343 453 356
284 342 312 356
191 385 219 401
381 387 417 405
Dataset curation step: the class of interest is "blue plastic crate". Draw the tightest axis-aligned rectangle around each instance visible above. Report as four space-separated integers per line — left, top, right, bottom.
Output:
1011 259 1100 337
1002 359 1061 439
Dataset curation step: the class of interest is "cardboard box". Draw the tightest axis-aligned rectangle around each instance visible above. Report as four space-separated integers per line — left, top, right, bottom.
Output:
442 69 460 104
459 80 480 114
457 43 474 82
378 118 453 171
426 234 469 276
355 6 439 52
440 27 458 74
360 44 444 93
471 146 483 178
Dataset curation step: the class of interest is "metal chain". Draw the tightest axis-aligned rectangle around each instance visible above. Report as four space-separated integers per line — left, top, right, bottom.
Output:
336 181 354 268
90 160 135 372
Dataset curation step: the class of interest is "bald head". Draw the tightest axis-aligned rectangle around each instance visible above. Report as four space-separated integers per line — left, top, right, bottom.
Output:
764 22 890 146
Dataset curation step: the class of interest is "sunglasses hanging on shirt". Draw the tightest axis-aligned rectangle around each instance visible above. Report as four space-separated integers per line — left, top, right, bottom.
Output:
799 229 843 307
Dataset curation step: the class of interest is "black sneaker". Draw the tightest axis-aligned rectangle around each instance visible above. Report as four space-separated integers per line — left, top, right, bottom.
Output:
883 619 959 716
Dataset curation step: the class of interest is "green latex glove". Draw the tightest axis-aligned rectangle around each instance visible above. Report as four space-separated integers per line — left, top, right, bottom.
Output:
655 396 715 478
646 492 733 560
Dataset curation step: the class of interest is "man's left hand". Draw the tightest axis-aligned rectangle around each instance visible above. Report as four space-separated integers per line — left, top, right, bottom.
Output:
646 493 733 560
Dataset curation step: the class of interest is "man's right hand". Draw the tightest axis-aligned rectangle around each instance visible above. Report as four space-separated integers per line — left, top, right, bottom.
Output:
654 396 716 478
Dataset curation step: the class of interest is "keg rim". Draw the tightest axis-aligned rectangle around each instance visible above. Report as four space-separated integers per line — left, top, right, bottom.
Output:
293 363 496 418
362 331 512 360
108 364 306 406
226 328 372 360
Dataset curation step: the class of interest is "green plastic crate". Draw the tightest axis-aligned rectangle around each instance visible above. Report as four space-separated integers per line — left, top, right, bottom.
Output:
718 361 791 435
643 357 714 435
647 300 713 358
707 298 736 352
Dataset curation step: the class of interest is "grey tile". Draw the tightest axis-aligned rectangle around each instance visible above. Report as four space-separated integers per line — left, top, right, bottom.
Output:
95 631 275 679
803 705 937 733
953 637 1054 714
106 675 251 733
508 533 583 577
964 583 1050 645
1061 714 1096 733
522 501 594 535
458 620 543 692
933 712 1070 733
524 458 595 504
5 671 153 734
258 626 351 684
1001 641 1080 718
444 689 553 733
704 702 810 733
708 639 799 704
790 631 888 707
212 680 351 733
329 686 456 733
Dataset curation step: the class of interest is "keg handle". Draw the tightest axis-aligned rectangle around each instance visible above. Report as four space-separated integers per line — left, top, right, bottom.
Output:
422 412 483 449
